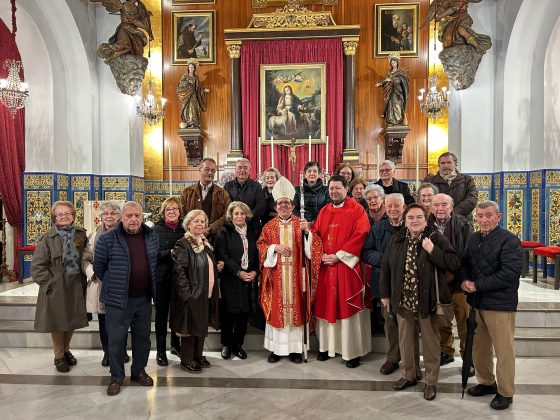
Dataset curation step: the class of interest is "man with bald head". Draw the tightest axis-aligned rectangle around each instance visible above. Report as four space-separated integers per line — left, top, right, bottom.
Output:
427 193 473 371
224 158 266 235
94 201 160 396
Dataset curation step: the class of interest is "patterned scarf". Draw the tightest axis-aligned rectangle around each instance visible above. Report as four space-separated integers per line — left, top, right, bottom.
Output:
55 224 80 275
442 170 458 184
184 231 212 254
400 229 424 313
235 224 249 270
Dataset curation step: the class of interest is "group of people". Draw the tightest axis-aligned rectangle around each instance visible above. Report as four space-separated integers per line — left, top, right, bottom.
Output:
31 152 522 410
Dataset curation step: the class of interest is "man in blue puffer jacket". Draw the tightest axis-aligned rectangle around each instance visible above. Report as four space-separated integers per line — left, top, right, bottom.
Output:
94 201 160 397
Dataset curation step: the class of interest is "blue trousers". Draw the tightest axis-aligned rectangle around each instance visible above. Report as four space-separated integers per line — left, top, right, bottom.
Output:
105 296 152 382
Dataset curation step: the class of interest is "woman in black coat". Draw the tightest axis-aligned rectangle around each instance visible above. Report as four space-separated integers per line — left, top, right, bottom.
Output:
293 161 330 223
214 201 259 360
152 197 185 366
380 203 460 401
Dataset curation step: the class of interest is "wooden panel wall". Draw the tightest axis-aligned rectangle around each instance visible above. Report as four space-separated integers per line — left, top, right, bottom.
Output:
162 0 429 181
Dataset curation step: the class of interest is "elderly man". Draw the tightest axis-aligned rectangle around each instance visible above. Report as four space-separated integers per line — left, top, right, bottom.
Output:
427 194 473 371
94 201 160 397
224 158 266 235
460 201 522 410
314 175 372 368
424 152 478 216
257 177 323 364
364 184 386 225
182 157 230 242
361 193 419 377
416 182 438 213
375 160 415 205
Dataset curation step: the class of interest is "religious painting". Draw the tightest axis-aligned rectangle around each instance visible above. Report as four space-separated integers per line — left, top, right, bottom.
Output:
260 63 326 144
172 0 215 4
375 3 419 58
172 10 215 65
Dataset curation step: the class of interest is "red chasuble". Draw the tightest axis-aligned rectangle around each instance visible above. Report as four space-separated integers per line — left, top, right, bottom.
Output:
257 216 323 329
314 198 372 323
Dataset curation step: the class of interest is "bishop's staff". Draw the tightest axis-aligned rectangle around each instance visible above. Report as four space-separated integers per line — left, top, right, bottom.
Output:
299 171 311 363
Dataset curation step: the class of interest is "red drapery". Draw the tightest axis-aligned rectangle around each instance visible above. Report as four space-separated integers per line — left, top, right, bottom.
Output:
241 38 343 180
0 19 26 276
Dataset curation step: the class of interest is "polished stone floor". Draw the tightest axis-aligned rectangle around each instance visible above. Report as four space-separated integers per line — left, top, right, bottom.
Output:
1 279 560 419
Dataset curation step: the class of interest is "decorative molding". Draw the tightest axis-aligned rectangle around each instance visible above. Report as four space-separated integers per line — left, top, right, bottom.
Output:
342 39 358 55
226 43 242 59
24 174 54 189
253 0 338 7
247 3 336 29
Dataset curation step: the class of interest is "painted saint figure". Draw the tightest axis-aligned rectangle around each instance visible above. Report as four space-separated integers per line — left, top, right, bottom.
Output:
376 53 409 126
177 59 210 129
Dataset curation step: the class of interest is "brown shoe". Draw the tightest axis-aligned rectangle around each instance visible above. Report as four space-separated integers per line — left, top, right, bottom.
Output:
130 371 154 386
416 370 423 381
424 384 437 401
392 377 417 391
380 361 399 375
107 379 121 396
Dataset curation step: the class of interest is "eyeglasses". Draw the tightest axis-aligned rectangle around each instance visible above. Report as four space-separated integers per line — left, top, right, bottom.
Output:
202 168 216 173
102 212 119 217
165 208 180 213
379 169 392 173
55 212 72 218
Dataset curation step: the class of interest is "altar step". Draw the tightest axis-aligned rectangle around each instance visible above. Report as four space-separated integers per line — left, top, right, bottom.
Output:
1 296 560 356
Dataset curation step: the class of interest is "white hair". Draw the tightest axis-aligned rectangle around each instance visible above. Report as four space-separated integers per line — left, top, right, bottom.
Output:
379 160 396 171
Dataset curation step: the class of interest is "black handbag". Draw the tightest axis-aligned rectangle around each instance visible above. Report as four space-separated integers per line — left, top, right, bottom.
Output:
248 276 266 331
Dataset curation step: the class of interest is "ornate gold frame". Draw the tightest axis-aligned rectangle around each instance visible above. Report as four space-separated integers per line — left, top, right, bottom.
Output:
252 0 337 8
172 10 216 65
374 2 419 58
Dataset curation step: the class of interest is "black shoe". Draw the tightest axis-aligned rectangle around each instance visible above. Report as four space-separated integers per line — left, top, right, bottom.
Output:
180 360 202 373
440 352 454 366
54 357 69 373
289 353 303 364
124 353 130 363
267 352 280 363
346 357 360 369
170 346 181 357
490 393 513 410
232 346 247 360
221 346 232 360
156 351 168 367
467 382 498 397
317 351 330 361
101 352 109 367
196 356 211 368
64 351 77 366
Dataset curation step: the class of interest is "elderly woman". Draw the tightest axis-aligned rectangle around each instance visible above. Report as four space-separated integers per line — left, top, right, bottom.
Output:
364 184 386 226
380 203 460 401
349 178 368 210
416 182 439 214
82 201 129 367
171 210 220 373
31 201 89 373
262 167 281 226
334 163 356 185
153 197 186 367
375 160 415 205
293 161 330 223
215 201 259 360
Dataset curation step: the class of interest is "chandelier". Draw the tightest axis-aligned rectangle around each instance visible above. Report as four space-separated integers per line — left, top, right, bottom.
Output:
418 74 448 122
0 0 29 116
136 41 165 125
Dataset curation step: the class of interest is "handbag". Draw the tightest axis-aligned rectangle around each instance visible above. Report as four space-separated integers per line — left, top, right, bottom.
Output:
434 268 454 323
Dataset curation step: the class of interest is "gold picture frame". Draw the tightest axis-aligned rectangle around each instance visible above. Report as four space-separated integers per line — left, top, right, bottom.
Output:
375 2 419 58
252 0 338 7
260 63 326 144
172 0 215 4
172 10 216 65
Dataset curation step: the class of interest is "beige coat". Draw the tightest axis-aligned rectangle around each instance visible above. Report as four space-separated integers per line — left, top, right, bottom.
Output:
31 226 89 332
81 226 105 314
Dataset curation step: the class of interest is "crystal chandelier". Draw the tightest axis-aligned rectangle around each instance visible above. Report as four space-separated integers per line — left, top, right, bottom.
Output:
0 0 29 116
136 79 165 125
418 74 448 122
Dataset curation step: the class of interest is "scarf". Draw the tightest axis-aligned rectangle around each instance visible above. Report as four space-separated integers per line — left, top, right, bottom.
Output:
235 224 249 270
442 170 458 184
55 224 81 275
400 228 425 313
165 220 179 230
184 231 212 253
369 203 386 224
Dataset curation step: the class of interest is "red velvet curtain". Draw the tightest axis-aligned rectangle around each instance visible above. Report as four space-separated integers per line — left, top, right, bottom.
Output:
0 19 25 275
241 39 343 181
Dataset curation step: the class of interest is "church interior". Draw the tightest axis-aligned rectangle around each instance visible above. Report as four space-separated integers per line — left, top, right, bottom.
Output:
0 0 559 418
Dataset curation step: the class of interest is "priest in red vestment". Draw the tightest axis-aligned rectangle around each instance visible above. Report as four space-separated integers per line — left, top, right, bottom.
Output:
257 177 323 363
314 174 372 368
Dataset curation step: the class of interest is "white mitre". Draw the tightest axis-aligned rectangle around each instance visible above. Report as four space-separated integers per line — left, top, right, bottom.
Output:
272 176 295 201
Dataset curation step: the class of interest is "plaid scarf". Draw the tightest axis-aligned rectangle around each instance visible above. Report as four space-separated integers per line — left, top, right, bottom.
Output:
55 224 80 275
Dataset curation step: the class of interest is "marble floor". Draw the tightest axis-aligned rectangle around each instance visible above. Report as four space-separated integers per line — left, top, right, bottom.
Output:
0 279 559 419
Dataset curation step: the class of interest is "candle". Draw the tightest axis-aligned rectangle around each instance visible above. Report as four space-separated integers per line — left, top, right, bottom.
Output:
258 137 262 174
415 143 420 190
308 135 312 162
366 151 369 180
203 144 208 158
271 135 275 168
377 144 381 173
216 152 220 181
168 142 173 196
325 136 329 172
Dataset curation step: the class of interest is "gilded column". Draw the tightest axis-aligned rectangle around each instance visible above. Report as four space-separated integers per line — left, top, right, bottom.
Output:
226 42 244 164
342 38 359 163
